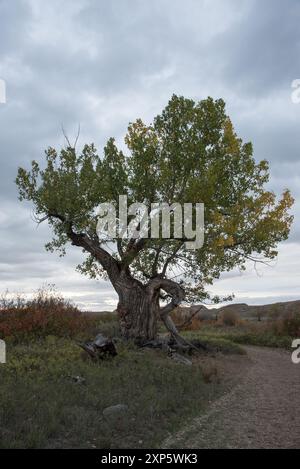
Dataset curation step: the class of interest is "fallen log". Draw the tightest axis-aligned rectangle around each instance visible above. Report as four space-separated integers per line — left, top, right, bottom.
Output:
78 333 117 360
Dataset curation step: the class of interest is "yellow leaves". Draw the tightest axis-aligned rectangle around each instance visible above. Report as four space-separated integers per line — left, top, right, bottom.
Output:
212 235 236 249
225 235 235 247
223 118 240 155
280 189 295 210
259 191 275 207
125 119 157 154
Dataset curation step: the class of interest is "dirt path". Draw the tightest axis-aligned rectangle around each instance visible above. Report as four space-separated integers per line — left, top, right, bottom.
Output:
162 346 300 449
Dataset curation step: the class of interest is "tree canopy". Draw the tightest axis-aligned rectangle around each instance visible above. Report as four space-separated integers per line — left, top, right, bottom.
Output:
16 95 294 304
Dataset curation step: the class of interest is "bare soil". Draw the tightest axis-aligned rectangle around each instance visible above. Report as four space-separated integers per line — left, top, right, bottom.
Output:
162 346 300 449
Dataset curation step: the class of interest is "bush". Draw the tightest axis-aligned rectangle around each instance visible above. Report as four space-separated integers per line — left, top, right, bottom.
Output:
219 309 239 326
0 286 99 342
272 312 300 338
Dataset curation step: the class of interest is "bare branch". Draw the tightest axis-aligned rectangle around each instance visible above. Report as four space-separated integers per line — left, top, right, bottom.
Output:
74 123 81 149
61 124 72 148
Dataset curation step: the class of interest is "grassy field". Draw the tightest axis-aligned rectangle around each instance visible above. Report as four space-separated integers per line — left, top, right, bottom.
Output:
172 306 300 350
0 290 246 449
188 325 293 350
0 333 246 449
0 289 297 449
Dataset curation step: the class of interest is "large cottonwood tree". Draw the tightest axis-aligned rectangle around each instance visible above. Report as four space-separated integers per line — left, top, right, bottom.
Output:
16 95 293 343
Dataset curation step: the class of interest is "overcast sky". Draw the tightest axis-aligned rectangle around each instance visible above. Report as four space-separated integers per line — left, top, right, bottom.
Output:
0 0 299 310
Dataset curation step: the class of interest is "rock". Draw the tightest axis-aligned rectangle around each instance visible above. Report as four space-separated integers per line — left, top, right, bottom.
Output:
103 404 128 419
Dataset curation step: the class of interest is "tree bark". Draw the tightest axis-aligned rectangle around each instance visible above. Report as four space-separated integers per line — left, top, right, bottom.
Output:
114 272 159 341
114 274 206 353
114 272 186 344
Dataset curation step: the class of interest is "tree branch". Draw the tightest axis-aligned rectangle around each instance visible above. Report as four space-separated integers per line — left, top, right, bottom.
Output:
45 211 121 282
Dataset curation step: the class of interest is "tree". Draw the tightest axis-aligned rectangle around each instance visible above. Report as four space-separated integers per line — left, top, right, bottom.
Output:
16 95 294 344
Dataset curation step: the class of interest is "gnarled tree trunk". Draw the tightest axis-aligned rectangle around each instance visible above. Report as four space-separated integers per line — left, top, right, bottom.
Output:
64 225 188 344
116 276 159 341
114 272 185 343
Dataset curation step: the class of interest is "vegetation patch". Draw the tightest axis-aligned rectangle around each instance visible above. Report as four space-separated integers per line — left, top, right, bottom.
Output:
183 331 246 355
0 289 248 449
182 322 295 350
0 335 236 449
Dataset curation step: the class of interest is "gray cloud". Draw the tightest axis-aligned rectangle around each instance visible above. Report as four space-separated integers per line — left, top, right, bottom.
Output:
0 0 299 308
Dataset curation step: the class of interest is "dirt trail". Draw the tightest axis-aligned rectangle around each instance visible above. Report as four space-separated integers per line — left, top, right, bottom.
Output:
162 346 300 449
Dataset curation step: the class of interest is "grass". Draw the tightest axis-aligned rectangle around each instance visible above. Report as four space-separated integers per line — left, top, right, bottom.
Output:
221 331 292 349
184 323 293 350
183 331 246 355
1 287 286 448
0 334 234 449
173 304 300 351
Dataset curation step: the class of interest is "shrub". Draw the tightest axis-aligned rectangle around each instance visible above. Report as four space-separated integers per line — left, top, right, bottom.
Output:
171 307 216 332
272 312 300 338
0 286 99 342
219 309 239 326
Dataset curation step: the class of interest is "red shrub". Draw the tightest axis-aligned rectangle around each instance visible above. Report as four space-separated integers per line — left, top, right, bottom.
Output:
0 286 96 341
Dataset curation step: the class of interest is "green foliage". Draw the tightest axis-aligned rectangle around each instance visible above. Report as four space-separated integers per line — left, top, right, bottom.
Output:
187 322 293 350
226 332 292 349
16 95 294 301
183 331 245 354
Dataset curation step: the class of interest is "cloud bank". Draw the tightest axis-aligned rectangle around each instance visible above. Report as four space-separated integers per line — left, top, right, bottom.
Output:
0 0 299 309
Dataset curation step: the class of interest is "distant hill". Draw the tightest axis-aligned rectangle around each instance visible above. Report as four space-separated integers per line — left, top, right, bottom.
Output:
173 300 300 321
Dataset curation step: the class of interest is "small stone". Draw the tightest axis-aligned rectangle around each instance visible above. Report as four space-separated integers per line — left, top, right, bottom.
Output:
103 404 128 418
